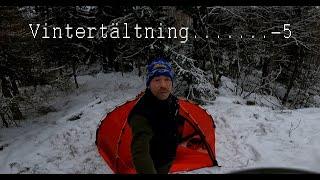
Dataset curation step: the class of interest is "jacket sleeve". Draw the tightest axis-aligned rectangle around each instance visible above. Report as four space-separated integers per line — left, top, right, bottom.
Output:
128 114 156 174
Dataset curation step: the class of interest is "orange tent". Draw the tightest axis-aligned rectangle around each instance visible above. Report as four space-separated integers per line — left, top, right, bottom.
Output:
96 92 219 174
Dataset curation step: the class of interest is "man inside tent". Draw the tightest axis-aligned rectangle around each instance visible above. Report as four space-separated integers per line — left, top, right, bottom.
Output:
128 57 185 174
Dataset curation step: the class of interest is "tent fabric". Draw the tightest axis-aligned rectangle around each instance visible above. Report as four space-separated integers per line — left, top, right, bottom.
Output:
96 93 218 174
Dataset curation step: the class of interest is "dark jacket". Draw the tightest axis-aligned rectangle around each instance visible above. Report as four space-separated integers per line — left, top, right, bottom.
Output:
128 88 184 174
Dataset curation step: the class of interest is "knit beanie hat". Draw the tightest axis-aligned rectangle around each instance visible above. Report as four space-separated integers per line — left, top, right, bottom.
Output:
146 57 174 87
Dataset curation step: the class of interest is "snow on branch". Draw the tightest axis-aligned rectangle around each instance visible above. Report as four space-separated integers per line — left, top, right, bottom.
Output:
165 45 217 103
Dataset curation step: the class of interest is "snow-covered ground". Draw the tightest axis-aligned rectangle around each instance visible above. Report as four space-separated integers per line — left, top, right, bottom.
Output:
0 71 319 174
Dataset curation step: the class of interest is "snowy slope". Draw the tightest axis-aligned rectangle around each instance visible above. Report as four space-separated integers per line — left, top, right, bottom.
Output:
199 98 320 173
190 77 320 174
0 72 319 174
0 72 145 174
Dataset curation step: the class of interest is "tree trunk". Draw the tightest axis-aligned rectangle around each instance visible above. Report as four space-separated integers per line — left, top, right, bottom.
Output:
72 60 79 89
1 76 12 98
101 42 109 73
102 56 109 73
1 76 23 120
1 113 9 128
9 102 23 120
282 47 301 105
106 39 116 71
261 57 271 94
9 76 19 96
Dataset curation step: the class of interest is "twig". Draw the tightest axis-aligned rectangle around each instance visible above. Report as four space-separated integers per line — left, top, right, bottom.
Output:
288 119 302 138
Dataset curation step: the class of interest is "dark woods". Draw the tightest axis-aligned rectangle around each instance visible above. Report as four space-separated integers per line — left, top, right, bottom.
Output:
1 6 320 127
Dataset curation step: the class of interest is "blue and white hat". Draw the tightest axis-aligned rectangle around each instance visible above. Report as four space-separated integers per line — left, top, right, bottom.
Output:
146 57 174 87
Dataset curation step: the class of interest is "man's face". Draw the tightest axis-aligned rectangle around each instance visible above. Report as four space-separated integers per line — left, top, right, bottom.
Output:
149 75 173 100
